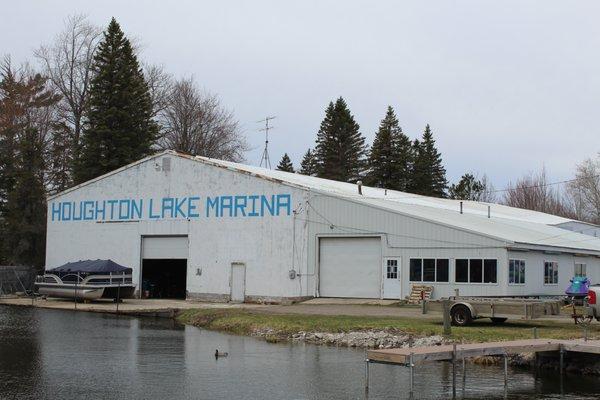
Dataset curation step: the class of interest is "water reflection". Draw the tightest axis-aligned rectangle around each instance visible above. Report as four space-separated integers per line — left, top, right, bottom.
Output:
1 306 600 400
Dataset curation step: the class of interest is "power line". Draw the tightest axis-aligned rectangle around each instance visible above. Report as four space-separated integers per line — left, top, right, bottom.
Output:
487 175 600 194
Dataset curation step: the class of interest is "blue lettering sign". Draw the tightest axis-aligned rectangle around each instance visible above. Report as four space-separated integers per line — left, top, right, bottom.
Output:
50 193 292 223
149 199 160 219
51 202 61 221
206 197 219 217
83 201 95 220
95 200 106 220
188 197 200 218
175 197 187 218
162 197 175 218
131 199 143 219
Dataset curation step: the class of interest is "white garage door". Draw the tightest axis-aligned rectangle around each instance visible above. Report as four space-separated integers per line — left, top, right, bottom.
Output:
319 237 381 298
142 236 188 259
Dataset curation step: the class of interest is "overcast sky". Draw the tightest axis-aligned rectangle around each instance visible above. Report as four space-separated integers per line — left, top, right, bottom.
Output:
3 1 600 190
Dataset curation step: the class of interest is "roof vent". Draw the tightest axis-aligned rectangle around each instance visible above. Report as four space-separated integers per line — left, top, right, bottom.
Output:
488 205 491 219
460 201 463 214
162 157 171 172
357 181 363 195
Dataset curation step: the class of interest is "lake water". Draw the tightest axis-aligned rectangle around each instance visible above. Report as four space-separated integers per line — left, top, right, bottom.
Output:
1 306 599 400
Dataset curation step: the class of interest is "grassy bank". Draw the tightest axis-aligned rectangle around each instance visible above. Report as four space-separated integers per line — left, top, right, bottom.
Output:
177 308 600 343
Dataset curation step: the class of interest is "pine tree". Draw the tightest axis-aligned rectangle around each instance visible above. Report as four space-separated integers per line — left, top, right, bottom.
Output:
276 153 294 172
449 173 485 200
76 18 158 183
299 148 318 176
366 106 412 190
0 64 60 267
408 124 447 197
314 97 367 183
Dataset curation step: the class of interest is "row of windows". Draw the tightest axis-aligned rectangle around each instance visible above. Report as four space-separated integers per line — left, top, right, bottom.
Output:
408 258 586 285
409 259 449 282
409 259 497 284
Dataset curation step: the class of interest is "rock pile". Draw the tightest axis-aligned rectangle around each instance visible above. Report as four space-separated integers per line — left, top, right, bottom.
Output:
283 329 445 348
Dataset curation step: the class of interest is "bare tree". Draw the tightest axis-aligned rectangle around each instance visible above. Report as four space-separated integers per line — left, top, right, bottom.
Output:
503 168 573 218
157 77 248 161
479 174 497 203
144 63 173 118
567 156 600 224
34 14 101 182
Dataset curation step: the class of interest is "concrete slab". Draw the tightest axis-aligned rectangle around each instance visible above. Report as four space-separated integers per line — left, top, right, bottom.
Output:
0 296 579 324
300 298 400 306
0 297 266 316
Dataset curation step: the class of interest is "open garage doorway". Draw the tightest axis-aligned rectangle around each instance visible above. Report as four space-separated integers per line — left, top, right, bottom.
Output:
141 236 189 299
141 259 187 299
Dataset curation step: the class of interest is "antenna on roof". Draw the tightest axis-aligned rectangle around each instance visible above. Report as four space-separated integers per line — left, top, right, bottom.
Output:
257 116 276 169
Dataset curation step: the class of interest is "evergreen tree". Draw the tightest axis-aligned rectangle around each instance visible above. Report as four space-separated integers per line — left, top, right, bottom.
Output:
276 153 294 172
449 173 485 200
314 97 367 183
408 124 447 197
0 63 60 267
299 148 318 176
76 18 158 183
366 106 412 190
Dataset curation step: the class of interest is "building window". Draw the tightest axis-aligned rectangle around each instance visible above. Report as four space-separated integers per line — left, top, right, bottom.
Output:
544 261 559 285
470 259 483 283
574 263 586 277
455 259 469 283
436 259 449 282
484 260 497 283
455 259 497 284
409 259 422 281
386 259 398 279
509 259 526 284
423 259 436 281
409 258 449 282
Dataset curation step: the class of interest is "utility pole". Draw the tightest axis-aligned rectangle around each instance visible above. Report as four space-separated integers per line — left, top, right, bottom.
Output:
258 116 276 169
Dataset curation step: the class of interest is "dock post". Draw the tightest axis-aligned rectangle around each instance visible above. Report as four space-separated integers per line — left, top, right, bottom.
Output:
443 300 452 336
364 357 369 390
533 327 538 339
452 344 457 399
559 344 565 395
409 352 414 396
559 344 564 375
462 357 466 387
503 353 508 389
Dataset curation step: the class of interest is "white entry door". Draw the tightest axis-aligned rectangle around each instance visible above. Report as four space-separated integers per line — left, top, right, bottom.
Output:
382 258 401 299
230 263 246 303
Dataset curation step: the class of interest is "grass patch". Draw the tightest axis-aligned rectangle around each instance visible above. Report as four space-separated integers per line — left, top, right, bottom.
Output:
177 308 600 343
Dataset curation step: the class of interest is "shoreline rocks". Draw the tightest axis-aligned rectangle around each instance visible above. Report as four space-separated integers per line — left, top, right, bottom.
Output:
252 328 447 349
247 328 600 375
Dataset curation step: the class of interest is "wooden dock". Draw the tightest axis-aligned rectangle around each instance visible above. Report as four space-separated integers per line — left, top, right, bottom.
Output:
365 338 600 397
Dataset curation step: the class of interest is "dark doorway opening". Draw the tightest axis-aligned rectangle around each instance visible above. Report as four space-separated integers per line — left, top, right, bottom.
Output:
141 259 187 299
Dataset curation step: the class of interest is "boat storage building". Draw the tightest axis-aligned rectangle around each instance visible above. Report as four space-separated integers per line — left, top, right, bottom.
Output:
46 151 600 302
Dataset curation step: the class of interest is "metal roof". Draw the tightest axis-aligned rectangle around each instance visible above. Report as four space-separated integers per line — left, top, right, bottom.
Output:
45 150 600 255
192 153 600 255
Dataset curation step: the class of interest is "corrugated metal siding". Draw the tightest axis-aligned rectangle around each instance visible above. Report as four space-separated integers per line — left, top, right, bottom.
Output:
305 194 510 299
46 155 310 299
506 250 600 296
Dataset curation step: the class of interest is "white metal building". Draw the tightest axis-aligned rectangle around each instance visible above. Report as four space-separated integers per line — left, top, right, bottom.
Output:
45 150 600 302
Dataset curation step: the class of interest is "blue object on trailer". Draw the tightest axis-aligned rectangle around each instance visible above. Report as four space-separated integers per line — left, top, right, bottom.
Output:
565 276 590 297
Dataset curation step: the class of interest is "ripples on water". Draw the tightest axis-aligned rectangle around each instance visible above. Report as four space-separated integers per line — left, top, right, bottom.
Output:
1 306 599 399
